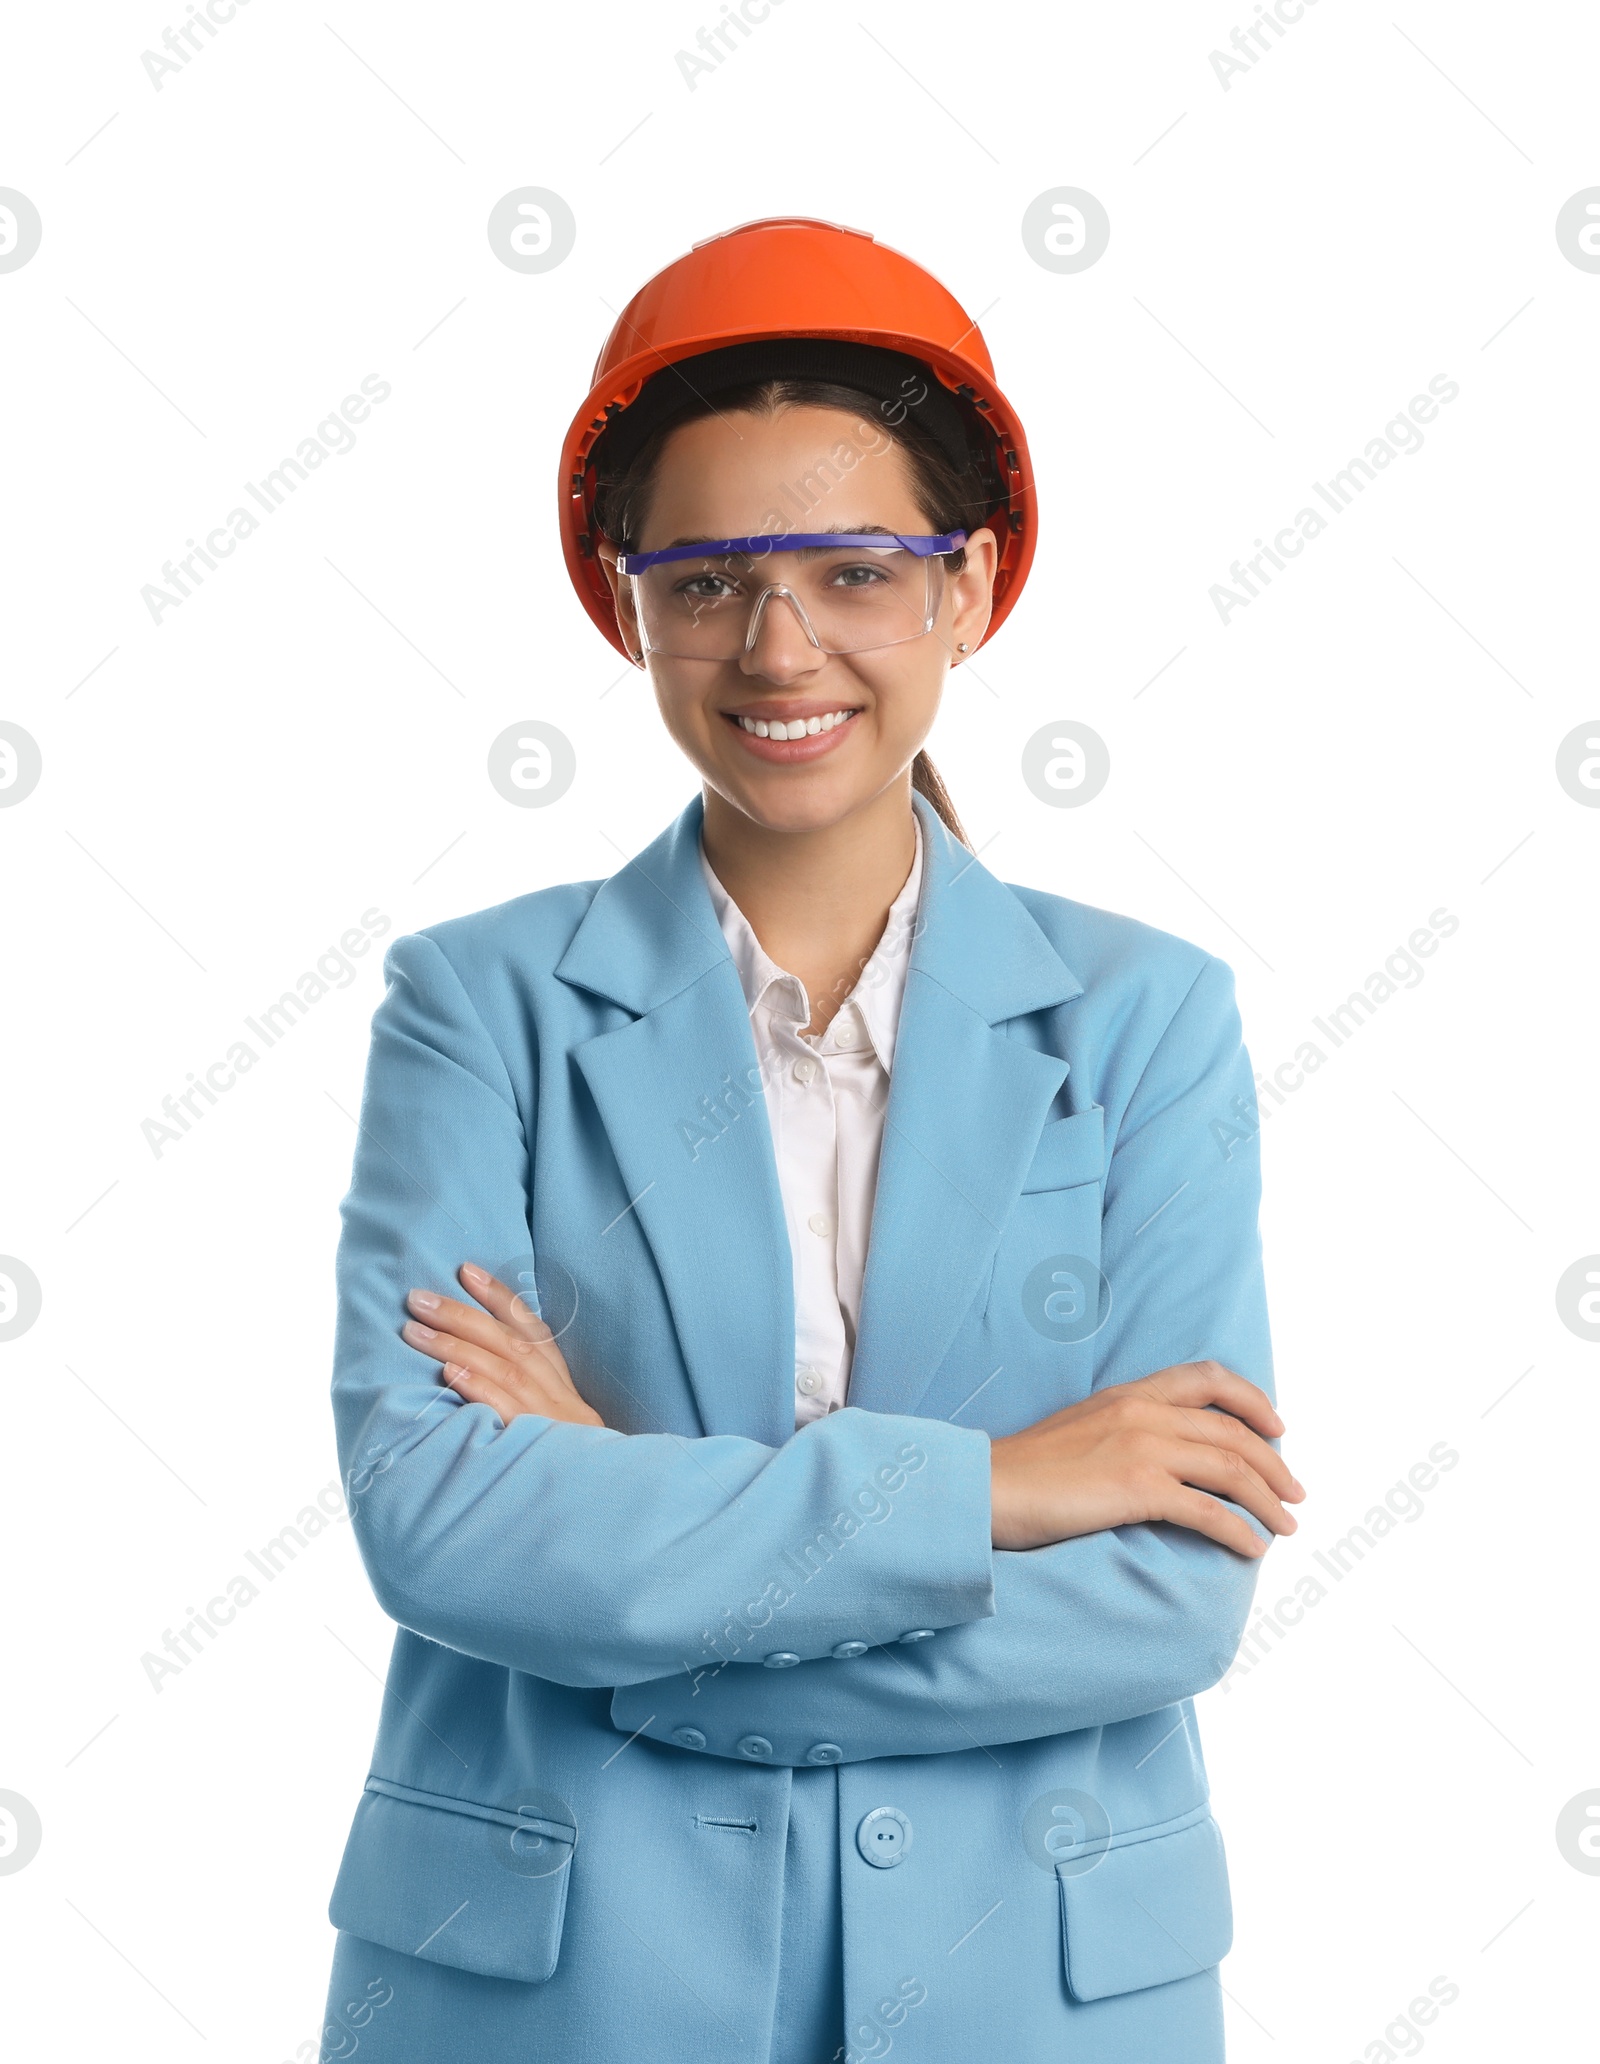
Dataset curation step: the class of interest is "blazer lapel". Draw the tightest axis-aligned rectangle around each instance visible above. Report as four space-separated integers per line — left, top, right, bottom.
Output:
554 791 1088 1442
846 796 1086 1421
556 798 795 1448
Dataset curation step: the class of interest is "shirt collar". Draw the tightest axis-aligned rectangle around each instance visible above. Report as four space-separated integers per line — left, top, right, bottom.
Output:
699 813 925 1072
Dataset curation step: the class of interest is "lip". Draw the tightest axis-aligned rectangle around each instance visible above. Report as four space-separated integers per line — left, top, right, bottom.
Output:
719 702 864 766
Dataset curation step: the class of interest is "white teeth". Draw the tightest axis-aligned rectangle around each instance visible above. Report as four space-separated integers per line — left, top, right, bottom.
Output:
736 710 855 739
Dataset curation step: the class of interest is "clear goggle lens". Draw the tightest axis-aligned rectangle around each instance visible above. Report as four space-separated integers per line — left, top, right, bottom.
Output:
629 544 951 660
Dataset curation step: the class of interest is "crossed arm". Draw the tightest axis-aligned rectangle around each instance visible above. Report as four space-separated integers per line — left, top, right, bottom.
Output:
344 935 1301 1758
405 1276 1295 1564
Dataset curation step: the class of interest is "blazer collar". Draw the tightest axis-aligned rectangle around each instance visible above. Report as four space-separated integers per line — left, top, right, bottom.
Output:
554 789 1087 1438
555 790 1084 1027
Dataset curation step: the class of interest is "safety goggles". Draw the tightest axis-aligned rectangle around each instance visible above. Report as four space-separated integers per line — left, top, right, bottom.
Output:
614 531 966 659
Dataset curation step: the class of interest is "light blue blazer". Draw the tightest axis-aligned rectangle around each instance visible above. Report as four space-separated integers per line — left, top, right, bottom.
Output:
326 790 1273 2062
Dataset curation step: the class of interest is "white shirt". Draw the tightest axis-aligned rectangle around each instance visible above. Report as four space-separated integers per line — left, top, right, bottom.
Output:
700 818 924 1430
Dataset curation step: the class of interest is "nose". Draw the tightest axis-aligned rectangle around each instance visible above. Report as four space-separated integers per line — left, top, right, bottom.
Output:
739 586 827 684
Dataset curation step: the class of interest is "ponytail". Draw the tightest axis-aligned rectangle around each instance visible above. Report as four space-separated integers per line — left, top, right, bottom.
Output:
912 750 969 848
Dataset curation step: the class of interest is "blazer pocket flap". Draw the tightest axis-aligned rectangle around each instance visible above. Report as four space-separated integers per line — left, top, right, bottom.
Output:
330 1778 575 1984
1058 1814 1233 2003
1022 1105 1105 1193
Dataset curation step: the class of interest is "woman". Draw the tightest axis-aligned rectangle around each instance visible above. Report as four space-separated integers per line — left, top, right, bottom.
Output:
320 217 1301 2064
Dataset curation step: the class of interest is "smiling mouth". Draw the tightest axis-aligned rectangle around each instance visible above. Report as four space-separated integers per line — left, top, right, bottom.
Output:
722 707 861 740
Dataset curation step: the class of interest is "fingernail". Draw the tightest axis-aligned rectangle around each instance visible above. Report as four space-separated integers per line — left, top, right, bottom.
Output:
1291 1477 1306 1496
404 1319 438 1343
461 1263 489 1286
408 1289 441 1312
443 1362 467 1383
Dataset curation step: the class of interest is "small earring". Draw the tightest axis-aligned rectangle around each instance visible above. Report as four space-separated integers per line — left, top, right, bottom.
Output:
957 642 969 652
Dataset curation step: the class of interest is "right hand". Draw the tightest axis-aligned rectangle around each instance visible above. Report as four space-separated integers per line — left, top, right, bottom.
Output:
988 1360 1302 1557
401 1262 605 1429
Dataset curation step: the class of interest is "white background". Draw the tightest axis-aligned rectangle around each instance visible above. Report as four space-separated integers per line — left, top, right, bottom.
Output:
2 1 1597 2057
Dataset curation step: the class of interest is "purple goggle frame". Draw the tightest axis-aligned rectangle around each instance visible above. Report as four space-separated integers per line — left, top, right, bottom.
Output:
615 530 967 574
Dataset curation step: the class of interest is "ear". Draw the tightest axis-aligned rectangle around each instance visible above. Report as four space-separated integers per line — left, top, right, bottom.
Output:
948 525 998 662
596 544 647 668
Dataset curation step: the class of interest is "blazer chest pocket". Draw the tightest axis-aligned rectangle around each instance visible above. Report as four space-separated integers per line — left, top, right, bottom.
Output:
1021 1104 1105 1194
1058 1812 1233 2002
984 1107 1106 1349
329 1777 575 1983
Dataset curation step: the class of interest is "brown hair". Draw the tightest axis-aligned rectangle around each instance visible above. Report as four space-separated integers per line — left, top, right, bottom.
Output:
592 374 992 848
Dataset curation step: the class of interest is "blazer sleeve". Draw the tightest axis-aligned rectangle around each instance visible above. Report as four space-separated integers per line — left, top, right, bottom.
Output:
608 952 1276 1761
331 930 997 1690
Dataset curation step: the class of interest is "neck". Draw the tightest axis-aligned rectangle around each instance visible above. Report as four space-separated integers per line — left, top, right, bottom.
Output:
700 777 919 1034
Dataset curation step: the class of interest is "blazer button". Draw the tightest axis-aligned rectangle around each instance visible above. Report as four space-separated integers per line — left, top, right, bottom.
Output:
736 1735 773 1759
857 1807 912 1868
671 1726 707 1751
897 1628 937 1644
763 1652 801 1669
831 1640 869 1659
805 1742 843 1765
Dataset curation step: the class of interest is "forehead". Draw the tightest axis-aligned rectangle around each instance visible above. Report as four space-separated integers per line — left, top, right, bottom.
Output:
638 406 926 544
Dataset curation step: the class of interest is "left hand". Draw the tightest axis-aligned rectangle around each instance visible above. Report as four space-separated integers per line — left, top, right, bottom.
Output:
401 1263 605 1428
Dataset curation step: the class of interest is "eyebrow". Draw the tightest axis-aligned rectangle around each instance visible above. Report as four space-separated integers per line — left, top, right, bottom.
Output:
661 524 899 551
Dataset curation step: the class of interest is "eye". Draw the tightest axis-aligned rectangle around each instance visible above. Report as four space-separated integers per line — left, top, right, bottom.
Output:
826 561 890 588
675 572 742 601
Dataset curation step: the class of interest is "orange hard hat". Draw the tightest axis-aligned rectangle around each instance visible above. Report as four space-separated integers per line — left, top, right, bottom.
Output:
559 216 1036 658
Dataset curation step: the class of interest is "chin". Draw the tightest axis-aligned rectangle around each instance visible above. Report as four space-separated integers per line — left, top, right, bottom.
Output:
713 766 877 837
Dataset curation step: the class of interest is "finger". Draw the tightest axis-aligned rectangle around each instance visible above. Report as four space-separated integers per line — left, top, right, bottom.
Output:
402 1320 541 1407
1143 1361 1284 1438
405 1285 550 1365
405 1281 589 1420
413 1272 572 1384
401 1315 510 1376
1155 1404 1303 1504
443 1356 597 1430
458 1262 555 1345
458 1264 583 1399
406 1279 561 1395
435 1326 589 1423
1167 1439 1296 1538
1149 1360 1281 1433
1158 1485 1271 1559
440 1359 523 1426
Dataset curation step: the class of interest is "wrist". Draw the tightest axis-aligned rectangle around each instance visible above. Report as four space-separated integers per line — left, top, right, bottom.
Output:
988 1434 1021 1549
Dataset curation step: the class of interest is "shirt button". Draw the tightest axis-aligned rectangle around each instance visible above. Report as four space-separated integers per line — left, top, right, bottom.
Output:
671 1726 707 1751
763 1652 801 1670
832 1019 858 1050
856 1806 912 1868
737 1735 773 1759
792 1056 819 1085
807 1212 833 1238
796 1368 825 1398
805 1742 844 1765
897 1629 937 1644
831 1640 869 1659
